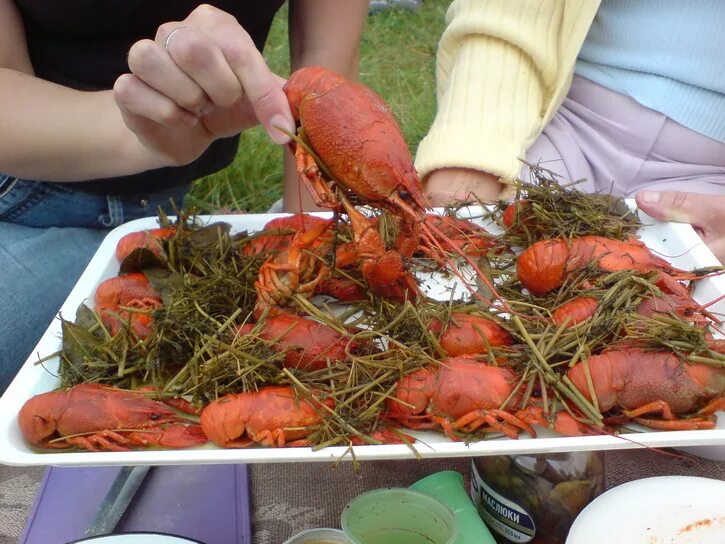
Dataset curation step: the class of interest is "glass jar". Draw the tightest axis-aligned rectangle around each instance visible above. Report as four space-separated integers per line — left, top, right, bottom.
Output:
470 452 605 544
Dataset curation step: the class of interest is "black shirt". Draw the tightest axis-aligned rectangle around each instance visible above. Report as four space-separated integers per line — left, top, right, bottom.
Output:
15 1 286 195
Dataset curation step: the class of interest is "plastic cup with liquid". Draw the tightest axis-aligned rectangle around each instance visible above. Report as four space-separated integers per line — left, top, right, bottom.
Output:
341 488 458 544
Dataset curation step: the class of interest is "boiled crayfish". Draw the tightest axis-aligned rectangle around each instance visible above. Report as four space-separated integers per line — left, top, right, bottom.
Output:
428 312 513 357
386 356 535 440
241 213 332 257
567 348 725 430
18 383 207 451
254 215 335 311
200 386 331 448
116 226 176 262
282 66 502 306
236 313 355 371
516 236 694 297
94 272 162 339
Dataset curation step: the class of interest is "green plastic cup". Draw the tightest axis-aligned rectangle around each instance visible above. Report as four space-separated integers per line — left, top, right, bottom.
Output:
411 471 497 544
341 488 458 544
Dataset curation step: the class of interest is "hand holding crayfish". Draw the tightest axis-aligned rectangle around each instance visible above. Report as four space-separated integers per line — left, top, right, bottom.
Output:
114 5 296 169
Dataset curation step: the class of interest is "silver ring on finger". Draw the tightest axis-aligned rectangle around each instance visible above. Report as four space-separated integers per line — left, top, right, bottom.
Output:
164 26 187 52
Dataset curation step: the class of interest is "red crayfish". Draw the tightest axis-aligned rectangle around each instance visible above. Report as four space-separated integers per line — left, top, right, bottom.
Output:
18 383 207 451
428 312 513 356
517 236 692 297
94 272 162 339
567 348 725 430
116 226 176 262
236 313 354 371
386 356 535 440
281 66 503 306
200 386 332 448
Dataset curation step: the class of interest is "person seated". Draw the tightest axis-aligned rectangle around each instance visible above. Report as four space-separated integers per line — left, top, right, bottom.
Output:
417 0 725 263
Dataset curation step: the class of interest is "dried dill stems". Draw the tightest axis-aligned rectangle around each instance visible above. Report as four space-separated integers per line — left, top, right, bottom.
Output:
487 164 641 247
58 216 266 392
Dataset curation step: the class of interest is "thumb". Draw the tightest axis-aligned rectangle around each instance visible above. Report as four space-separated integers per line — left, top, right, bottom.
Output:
635 190 703 226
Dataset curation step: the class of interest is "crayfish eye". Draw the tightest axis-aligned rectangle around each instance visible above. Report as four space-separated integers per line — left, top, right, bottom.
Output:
398 188 412 202
150 414 160 421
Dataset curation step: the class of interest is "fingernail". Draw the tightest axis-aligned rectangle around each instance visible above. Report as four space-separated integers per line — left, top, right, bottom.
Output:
639 190 661 204
269 115 295 145
182 112 199 127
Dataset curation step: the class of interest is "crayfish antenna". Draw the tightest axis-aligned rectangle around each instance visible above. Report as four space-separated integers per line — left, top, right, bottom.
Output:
387 196 515 313
419 219 514 314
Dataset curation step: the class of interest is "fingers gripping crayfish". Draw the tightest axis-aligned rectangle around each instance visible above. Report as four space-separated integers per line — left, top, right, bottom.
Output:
278 66 504 307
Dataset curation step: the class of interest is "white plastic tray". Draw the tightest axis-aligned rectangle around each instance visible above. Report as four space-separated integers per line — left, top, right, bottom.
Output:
1 207 724 466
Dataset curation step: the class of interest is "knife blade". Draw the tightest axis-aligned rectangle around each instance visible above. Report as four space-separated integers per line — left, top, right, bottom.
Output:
85 465 151 537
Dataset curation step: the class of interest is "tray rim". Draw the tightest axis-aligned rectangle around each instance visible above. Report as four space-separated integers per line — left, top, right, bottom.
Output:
1 208 724 466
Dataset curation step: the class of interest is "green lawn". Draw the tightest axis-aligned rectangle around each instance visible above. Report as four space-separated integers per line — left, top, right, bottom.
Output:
186 0 449 213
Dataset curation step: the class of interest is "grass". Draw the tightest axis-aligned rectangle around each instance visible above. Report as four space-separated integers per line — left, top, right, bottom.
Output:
187 0 449 213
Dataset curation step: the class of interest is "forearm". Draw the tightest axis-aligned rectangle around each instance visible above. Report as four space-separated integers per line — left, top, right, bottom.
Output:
284 0 368 212
288 0 368 77
0 69 163 181
415 0 600 183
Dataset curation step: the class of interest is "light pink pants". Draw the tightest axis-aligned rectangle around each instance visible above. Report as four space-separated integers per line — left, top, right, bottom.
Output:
523 76 725 197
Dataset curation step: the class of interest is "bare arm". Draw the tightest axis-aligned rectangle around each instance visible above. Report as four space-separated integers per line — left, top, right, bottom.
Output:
419 0 600 205
283 0 368 212
0 3 294 183
0 0 164 181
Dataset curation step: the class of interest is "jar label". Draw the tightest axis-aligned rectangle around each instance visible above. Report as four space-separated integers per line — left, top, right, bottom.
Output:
470 461 536 543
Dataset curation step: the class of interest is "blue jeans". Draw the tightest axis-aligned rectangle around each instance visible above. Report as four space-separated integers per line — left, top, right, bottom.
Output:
0 176 189 393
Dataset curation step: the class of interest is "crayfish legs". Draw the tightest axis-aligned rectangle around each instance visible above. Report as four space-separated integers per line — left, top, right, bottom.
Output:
567 349 725 430
517 236 694 297
339 199 419 302
200 386 331 448
386 357 535 440
254 217 334 312
17 384 206 451
94 272 162 339
515 404 600 436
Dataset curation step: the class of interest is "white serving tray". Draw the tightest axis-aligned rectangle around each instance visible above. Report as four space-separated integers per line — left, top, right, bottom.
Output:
0 206 723 466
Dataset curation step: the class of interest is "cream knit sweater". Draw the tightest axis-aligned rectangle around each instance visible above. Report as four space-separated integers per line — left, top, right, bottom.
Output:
414 0 600 183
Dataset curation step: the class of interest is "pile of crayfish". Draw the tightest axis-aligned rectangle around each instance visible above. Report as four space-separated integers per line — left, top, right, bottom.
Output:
17 67 725 453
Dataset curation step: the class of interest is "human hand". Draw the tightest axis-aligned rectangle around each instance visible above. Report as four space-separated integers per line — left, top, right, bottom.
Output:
113 4 296 168
424 168 504 207
635 190 725 264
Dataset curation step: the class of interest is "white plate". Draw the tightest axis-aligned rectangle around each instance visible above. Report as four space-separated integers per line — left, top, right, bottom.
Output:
69 533 204 544
566 476 725 544
1 206 724 466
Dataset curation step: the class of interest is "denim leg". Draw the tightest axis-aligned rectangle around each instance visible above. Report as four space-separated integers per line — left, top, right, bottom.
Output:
0 223 107 391
0 177 189 393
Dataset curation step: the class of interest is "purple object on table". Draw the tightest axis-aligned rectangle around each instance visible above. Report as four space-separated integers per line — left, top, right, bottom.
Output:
18 464 251 544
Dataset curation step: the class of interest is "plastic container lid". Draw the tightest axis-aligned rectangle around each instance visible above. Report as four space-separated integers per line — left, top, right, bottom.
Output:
67 534 204 543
